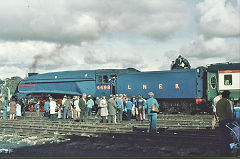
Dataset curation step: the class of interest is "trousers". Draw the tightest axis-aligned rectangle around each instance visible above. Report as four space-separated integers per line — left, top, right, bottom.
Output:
148 114 157 133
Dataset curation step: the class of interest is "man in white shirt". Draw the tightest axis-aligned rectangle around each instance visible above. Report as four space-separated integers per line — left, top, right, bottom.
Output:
212 92 222 129
50 96 57 121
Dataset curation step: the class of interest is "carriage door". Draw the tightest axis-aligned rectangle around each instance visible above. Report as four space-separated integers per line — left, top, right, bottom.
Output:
109 75 117 95
207 72 218 101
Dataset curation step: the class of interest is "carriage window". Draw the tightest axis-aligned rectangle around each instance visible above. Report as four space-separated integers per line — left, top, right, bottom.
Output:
224 75 232 85
97 76 102 83
103 75 108 83
210 75 217 89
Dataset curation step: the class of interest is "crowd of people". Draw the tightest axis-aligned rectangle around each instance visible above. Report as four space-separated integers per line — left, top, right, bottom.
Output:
0 92 160 133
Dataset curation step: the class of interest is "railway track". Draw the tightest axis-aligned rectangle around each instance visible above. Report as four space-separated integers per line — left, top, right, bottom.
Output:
0 112 215 138
0 112 225 157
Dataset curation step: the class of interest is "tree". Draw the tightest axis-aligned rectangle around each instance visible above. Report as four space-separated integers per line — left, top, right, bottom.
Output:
1 76 22 98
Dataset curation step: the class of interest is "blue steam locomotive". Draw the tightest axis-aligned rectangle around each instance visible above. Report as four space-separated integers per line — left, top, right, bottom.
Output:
14 62 240 113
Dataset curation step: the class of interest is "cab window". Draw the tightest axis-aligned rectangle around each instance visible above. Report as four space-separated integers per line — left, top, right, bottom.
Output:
103 75 108 83
210 75 217 89
224 75 232 85
97 76 102 83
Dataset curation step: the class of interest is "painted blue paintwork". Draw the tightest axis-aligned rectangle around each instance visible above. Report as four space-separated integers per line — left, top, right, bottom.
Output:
17 70 96 96
15 68 203 100
116 69 203 99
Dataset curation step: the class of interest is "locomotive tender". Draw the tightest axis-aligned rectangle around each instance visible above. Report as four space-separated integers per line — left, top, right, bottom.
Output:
14 62 240 113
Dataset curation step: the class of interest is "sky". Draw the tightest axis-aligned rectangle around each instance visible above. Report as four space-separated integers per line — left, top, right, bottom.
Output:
0 0 239 79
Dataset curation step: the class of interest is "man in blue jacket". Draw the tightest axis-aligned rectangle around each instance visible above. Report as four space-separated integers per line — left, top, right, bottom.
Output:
126 98 133 121
145 92 159 133
44 99 50 117
116 94 124 123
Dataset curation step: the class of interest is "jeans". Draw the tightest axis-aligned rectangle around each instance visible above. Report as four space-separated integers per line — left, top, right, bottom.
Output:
127 110 132 121
87 108 92 116
219 120 232 156
63 108 68 120
22 106 26 117
148 114 157 133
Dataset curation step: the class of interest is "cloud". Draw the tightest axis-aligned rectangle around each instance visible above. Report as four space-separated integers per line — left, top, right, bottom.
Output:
0 0 190 44
196 0 240 38
179 35 239 60
0 40 148 79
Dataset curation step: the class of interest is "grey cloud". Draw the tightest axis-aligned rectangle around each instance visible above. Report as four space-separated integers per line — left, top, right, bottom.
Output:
0 0 190 44
83 48 146 69
196 0 240 38
179 35 240 61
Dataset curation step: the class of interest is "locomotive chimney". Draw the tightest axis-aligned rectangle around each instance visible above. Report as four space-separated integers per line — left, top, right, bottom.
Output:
28 73 38 77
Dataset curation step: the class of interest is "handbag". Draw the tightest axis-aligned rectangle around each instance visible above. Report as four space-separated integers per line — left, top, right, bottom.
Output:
150 98 159 113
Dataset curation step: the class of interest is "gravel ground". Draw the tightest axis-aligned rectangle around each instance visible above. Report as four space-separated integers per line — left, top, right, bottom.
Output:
0 133 222 157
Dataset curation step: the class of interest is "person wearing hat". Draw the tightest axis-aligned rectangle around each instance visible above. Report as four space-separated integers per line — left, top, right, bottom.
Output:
145 92 159 133
216 90 234 156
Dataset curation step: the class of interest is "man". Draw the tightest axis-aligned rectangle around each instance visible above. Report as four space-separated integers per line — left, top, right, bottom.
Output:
216 90 234 156
87 95 94 117
181 57 191 69
116 94 124 123
49 96 57 121
175 55 183 68
212 92 222 129
110 76 117 95
145 92 159 133
108 95 117 123
79 93 87 122
63 96 72 120
44 98 50 117
21 98 26 117
126 98 133 121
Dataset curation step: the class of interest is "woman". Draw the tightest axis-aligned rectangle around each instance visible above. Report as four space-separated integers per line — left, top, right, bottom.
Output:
74 96 80 119
99 95 108 123
10 98 17 120
16 99 22 117
35 100 40 117
145 92 159 133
